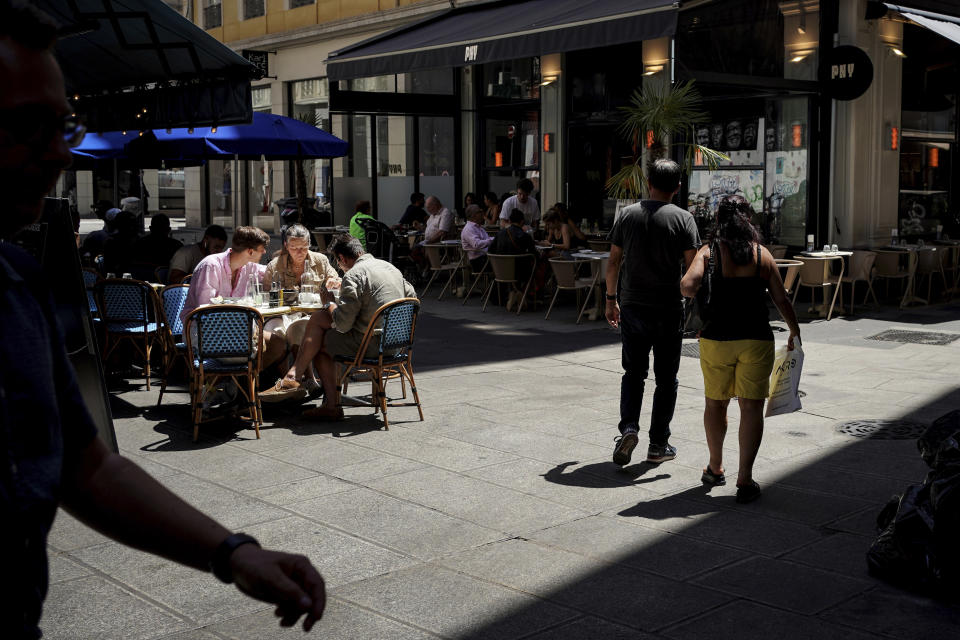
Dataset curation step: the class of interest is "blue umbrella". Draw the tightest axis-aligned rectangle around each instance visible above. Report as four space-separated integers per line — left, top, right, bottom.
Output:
71 130 205 169
125 112 349 161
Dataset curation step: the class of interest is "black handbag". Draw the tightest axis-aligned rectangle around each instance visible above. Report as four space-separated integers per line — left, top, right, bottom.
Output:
696 240 722 324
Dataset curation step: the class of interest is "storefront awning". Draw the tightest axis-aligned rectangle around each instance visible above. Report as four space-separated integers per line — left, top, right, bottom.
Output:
326 0 678 81
35 0 257 131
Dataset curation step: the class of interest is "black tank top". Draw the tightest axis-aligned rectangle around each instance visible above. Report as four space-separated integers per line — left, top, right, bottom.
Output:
700 243 774 341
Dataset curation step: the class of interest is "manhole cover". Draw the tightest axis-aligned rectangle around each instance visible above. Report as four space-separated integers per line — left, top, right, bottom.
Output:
836 419 928 439
681 343 700 358
866 330 960 346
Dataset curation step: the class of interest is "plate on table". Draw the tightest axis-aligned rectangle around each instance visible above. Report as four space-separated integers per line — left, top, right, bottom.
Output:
441 239 461 244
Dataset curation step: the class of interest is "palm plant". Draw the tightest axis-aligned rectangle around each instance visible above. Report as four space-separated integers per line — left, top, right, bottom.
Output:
606 80 728 200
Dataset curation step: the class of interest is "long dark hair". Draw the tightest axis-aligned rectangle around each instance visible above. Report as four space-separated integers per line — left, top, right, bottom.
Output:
710 197 761 265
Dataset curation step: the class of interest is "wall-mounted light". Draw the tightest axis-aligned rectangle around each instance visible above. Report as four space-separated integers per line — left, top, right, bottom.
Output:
646 130 655 148
643 64 664 76
889 46 906 58
542 133 553 152
792 124 804 148
790 50 813 63
494 151 503 167
540 75 557 87
798 5 806 34
887 125 899 151
929 147 940 168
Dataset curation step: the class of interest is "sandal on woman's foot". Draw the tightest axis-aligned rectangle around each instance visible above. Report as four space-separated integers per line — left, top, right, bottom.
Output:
735 480 762 504
701 465 726 486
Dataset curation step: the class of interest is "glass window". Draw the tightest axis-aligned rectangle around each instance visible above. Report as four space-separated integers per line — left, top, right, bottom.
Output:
377 116 416 224
251 86 271 111
202 0 221 29
677 0 820 82
483 111 539 170
289 0 314 7
342 75 397 93
899 141 952 237
481 58 540 101
290 79 332 214
333 114 374 222
419 116 456 211
243 0 264 19
339 71 454 95
208 160 236 228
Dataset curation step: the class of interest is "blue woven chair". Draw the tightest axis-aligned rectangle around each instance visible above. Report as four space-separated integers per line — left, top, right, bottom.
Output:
335 297 422 429
156 284 191 407
81 267 100 318
95 278 164 390
184 305 264 442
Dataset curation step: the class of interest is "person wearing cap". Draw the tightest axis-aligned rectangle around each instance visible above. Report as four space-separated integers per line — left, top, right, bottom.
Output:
133 213 183 273
80 203 118 262
168 224 228 284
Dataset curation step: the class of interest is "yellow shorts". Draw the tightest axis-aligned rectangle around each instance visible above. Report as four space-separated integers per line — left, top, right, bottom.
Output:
699 338 775 400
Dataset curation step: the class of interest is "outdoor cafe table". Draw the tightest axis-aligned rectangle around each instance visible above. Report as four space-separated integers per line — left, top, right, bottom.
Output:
879 244 937 307
570 250 610 320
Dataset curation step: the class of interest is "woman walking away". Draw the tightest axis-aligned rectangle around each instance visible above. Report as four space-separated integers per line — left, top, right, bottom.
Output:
680 197 800 504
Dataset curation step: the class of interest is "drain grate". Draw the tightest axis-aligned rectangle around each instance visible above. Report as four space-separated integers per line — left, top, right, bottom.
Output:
866 330 960 346
836 419 928 440
681 343 700 358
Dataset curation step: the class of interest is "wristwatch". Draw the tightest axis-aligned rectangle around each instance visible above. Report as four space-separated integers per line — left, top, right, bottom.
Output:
210 533 260 584
605 292 617 301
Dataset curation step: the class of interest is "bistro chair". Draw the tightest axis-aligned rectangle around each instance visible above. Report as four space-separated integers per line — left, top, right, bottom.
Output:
184 305 264 442
774 259 804 297
461 256 493 305
482 253 535 315
872 249 912 305
156 284 191 406
335 297 423 430
81 267 101 319
180 273 193 285
838 250 878 315
938 245 960 299
420 243 463 300
545 258 594 323
791 255 844 320
95 278 165 389
914 247 940 303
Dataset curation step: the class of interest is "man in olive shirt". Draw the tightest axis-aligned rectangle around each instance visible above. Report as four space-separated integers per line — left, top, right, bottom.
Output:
605 159 700 467
272 235 416 421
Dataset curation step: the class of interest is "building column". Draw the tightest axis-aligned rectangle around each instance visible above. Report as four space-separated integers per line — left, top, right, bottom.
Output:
831 0 903 247
540 53 563 208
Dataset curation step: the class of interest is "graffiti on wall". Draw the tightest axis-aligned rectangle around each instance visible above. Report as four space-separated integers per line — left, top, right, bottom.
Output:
764 151 808 245
687 169 764 230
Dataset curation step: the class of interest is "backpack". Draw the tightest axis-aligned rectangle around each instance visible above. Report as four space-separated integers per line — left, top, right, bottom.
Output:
696 240 722 324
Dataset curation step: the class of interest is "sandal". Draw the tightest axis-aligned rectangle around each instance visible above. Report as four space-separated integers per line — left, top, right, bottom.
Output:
735 480 762 504
701 465 726 486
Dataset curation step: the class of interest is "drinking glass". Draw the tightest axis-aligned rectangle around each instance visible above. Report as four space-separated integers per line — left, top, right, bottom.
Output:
822 244 830 254
830 244 838 253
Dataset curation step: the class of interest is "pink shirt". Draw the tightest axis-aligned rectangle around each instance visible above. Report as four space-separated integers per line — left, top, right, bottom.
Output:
460 220 493 260
182 249 266 324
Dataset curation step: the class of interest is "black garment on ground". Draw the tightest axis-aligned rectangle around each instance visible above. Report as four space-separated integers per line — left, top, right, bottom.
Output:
610 200 700 309
0 243 99 639
398 204 427 227
699 244 773 342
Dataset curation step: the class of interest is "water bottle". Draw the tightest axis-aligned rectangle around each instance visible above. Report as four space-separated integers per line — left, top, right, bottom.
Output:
269 272 280 307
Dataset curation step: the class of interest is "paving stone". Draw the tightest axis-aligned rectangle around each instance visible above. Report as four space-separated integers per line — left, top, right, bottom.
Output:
528 515 749 580
71 542 268 626
445 423 612 464
334 564 578 639
260 438 385 474
118 451 183 479
47 509 112 552
146 445 317 492
610 496 822 556
246 474 355 506
152 474 289 530
466 458 659 511
47 552 91 584
367 466 587 535
289 487 505 560
662 600 880 640
824 505 885 537
242 515 418 588
523 616 660 640
40 575 188 640
783 532 874 578
207 597 436 639
820 585 960 638
327 454 429 483
350 425 519 472
691 556 874 615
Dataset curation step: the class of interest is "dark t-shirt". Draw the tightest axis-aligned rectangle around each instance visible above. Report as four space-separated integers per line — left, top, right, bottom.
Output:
0 243 98 638
133 233 183 268
492 225 537 258
398 205 427 226
610 200 700 308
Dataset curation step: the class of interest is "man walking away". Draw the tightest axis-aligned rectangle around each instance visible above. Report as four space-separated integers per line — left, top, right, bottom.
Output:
605 159 700 466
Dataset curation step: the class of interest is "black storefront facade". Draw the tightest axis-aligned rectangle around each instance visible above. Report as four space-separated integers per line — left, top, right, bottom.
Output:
325 0 960 249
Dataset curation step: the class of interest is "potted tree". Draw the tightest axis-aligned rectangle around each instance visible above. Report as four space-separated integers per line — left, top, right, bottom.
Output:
606 79 727 201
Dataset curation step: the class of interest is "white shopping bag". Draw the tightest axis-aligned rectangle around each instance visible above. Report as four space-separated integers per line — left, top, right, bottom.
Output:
766 343 804 417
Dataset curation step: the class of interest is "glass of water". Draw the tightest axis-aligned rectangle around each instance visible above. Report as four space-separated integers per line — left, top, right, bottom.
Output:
830 244 838 253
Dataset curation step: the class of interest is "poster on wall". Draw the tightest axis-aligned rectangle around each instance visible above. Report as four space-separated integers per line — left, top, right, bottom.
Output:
694 118 764 168
687 169 765 232
765 151 808 246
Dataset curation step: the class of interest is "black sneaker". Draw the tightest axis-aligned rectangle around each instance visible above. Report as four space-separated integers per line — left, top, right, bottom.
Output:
612 430 639 466
647 443 677 463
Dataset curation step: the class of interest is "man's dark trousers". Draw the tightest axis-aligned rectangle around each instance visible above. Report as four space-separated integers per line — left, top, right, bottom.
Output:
618 303 683 445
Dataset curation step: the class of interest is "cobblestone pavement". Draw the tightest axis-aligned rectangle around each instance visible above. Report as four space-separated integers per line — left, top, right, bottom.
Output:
42 294 960 639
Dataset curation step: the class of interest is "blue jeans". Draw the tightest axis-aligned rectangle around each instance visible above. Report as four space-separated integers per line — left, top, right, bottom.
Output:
618 304 683 445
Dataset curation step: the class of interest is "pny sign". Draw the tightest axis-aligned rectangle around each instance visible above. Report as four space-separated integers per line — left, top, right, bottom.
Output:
464 44 479 62
831 63 855 80
818 45 873 101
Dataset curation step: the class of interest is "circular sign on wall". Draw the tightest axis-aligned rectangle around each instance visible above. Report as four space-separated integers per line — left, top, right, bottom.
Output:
506 124 516 139
818 45 874 101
